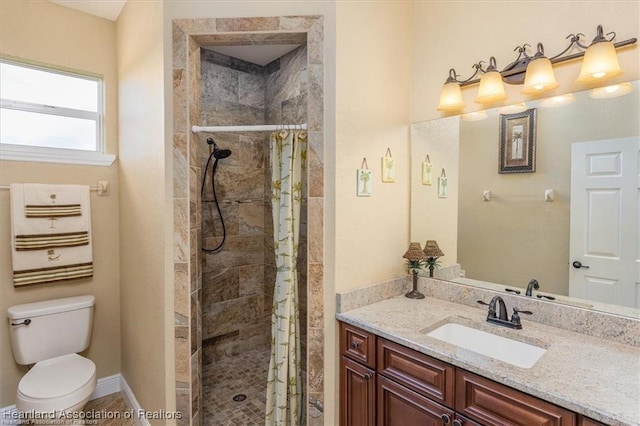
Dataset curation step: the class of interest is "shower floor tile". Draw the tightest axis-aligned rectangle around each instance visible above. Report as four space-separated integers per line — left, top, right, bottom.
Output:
203 347 270 425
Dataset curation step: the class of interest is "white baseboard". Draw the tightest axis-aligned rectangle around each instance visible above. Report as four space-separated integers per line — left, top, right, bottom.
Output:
0 373 150 426
120 375 151 426
90 374 122 400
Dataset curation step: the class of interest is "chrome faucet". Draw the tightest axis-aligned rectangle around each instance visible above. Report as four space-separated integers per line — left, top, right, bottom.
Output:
477 296 533 329
526 279 539 297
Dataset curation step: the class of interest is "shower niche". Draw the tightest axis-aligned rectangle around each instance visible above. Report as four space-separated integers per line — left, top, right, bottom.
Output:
198 43 309 424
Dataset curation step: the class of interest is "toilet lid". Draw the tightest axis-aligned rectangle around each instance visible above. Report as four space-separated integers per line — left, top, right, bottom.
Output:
19 354 96 399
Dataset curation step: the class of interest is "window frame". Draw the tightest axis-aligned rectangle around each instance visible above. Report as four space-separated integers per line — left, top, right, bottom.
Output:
0 58 115 166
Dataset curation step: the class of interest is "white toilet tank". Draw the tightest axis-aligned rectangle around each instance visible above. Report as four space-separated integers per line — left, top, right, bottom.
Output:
7 295 95 365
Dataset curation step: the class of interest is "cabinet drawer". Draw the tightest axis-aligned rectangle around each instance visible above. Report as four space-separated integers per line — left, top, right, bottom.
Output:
456 370 577 425
377 338 455 409
377 375 455 426
340 322 376 368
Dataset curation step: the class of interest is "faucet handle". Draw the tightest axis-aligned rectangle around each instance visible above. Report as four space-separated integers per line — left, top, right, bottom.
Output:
510 307 533 328
477 300 490 306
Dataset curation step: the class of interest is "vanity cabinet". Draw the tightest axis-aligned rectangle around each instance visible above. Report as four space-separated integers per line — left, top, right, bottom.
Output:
340 321 592 426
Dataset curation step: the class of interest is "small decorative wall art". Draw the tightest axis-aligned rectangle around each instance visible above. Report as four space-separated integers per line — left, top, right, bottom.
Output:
499 108 537 173
381 148 395 183
438 169 448 198
357 157 373 197
422 155 432 185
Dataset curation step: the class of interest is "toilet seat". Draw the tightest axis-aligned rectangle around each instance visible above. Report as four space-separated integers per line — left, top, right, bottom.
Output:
17 353 96 413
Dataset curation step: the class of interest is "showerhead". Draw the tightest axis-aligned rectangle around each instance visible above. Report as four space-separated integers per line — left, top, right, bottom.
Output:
207 137 232 159
214 148 232 159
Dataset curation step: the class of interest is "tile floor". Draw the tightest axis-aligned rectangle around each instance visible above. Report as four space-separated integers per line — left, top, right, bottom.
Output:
202 347 270 426
83 392 135 426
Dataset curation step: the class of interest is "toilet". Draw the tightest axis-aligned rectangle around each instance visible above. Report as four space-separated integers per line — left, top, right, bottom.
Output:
7 295 97 417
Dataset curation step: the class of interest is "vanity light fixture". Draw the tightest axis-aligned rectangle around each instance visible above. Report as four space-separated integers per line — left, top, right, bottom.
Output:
475 57 508 104
497 103 528 114
589 82 634 99
436 25 636 112
520 44 559 95
576 25 624 83
538 94 576 108
460 111 488 121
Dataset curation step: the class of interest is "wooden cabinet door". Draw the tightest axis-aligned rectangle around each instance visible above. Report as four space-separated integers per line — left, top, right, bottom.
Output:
456 370 577 425
377 375 455 426
341 355 376 426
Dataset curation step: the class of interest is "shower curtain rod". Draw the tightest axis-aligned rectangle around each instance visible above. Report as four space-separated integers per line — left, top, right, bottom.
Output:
192 124 307 133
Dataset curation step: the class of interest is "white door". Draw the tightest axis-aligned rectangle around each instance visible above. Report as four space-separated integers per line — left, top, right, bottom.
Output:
569 137 640 308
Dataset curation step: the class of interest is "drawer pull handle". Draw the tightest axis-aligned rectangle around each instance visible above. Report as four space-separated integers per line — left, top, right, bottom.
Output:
441 413 451 424
364 373 371 381
452 420 463 426
350 341 359 350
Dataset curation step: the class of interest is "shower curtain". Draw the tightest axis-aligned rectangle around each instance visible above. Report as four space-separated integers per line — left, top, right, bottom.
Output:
265 129 307 426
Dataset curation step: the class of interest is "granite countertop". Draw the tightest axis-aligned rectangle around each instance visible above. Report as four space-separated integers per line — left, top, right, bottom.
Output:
337 294 640 426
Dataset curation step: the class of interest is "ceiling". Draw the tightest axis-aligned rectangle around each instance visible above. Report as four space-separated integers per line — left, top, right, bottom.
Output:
49 0 301 65
205 45 302 66
49 0 127 21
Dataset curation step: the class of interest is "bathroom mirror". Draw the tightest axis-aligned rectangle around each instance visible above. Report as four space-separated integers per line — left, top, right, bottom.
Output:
410 81 640 318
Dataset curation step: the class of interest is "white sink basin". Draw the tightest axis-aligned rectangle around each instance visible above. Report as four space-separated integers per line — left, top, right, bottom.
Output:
426 323 546 368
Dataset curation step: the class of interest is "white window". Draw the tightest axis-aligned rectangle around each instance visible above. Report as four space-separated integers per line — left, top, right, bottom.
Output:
0 59 115 165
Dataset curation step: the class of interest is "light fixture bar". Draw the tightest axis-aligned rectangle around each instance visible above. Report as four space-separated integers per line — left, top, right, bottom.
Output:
453 28 636 87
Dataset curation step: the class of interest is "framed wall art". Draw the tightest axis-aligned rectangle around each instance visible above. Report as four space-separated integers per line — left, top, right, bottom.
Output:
499 108 537 173
357 157 372 196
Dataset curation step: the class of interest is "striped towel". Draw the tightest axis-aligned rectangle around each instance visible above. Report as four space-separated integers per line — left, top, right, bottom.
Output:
10 184 93 286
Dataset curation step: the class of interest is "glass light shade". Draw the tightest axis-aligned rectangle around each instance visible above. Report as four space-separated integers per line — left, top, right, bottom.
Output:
521 57 559 94
460 111 488 121
475 71 507 104
589 82 634 99
576 41 623 83
539 94 576 108
437 81 465 111
497 103 527 114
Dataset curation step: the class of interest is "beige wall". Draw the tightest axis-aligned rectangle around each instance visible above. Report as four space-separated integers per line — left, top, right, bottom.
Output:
116 0 172 417
335 1 413 292
412 1 640 122
334 2 412 422
0 1 120 408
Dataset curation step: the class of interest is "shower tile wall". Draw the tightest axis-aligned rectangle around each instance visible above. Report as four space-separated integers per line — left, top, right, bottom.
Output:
200 45 308 370
173 16 324 425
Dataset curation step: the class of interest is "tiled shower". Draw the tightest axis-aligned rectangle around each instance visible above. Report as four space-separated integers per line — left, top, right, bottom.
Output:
199 45 308 423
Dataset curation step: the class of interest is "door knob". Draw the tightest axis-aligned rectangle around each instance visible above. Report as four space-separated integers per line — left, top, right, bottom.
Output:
572 260 590 269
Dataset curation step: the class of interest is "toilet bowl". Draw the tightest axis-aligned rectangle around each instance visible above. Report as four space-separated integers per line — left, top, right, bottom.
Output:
16 354 97 415
7 295 97 417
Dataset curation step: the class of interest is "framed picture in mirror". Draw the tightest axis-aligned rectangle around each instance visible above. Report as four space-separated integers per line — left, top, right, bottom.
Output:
499 108 537 173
